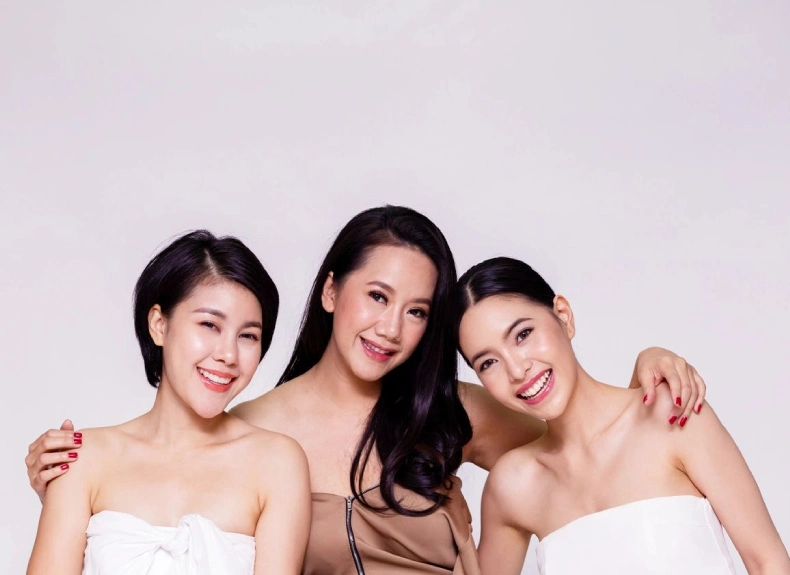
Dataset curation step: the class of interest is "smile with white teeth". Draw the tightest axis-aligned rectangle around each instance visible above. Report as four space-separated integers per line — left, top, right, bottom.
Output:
362 338 395 356
517 370 552 400
198 368 233 385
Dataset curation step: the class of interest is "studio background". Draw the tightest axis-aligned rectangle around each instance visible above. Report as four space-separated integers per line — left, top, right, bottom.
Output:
2 2 788 573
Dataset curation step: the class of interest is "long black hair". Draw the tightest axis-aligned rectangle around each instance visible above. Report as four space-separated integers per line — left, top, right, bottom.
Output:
452 256 555 364
277 205 472 516
134 230 279 387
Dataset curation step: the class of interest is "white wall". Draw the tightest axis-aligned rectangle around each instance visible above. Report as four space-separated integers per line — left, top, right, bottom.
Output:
2 2 788 573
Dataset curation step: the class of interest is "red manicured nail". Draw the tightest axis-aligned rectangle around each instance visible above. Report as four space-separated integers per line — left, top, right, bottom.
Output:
643 394 648 403
60 464 69 470
68 452 78 459
695 404 702 413
675 397 682 406
74 438 82 445
679 416 688 427
669 416 678 425
73 432 83 438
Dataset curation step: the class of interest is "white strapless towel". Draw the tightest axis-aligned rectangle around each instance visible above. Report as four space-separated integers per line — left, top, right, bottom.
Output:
82 510 255 575
535 496 737 575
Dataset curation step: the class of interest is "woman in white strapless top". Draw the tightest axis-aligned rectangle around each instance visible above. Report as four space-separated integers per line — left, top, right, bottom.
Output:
454 257 790 575
27 231 310 575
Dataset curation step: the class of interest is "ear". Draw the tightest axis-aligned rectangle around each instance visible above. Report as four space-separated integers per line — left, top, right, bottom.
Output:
553 295 576 339
148 304 167 346
321 272 336 313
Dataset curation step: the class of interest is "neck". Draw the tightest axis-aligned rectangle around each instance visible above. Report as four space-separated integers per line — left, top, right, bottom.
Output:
138 378 229 449
544 365 627 447
307 338 381 413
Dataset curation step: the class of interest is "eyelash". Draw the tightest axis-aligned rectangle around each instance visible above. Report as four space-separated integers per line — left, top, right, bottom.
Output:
516 328 532 343
370 291 428 319
479 358 495 372
201 321 259 342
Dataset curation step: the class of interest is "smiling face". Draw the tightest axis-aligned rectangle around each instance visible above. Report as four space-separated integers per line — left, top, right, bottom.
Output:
458 294 579 420
322 244 438 383
149 280 264 418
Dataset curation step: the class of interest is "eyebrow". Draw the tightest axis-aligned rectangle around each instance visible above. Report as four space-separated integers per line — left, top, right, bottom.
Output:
367 281 432 306
469 317 532 366
192 307 263 330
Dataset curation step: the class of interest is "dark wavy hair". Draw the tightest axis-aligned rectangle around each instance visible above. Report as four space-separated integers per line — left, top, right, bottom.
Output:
452 256 556 364
134 230 279 387
277 205 472 516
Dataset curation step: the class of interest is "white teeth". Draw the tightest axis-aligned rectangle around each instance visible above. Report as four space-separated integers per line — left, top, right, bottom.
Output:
517 370 552 400
198 368 232 385
363 340 393 355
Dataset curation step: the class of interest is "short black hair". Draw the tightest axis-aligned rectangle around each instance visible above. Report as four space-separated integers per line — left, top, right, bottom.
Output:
133 230 279 387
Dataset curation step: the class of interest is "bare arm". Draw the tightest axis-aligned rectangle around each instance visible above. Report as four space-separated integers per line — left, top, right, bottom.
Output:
253 435 311 575
677 402 790 574
477 460 532 575
27 430 94 575
25 420 82 503
460 381 546 471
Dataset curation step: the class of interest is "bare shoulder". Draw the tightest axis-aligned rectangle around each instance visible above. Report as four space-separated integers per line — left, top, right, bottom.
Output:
231 417 308 476
230 383 300 431
484 443 546 531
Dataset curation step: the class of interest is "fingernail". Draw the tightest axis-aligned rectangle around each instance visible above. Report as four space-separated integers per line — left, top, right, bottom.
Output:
73 432 83 439
68 452 78 459
695 404 702 413
60 464 69 470
669 416 678 425
74 438 82 445
643 394 648 404
679 417 687 427
675 397 682 406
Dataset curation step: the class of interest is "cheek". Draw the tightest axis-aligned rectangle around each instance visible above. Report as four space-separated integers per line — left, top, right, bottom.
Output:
401 321 428 354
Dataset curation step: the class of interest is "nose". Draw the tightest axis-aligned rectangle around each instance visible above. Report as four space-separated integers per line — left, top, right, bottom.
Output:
375 307 402 342
213 333 239 366
504 351 531 383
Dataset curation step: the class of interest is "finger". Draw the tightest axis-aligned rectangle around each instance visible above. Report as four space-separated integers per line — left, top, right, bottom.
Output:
678 365 699 427
662 371 683 424
674 359 693 413
59 419 75 432
31 462 72 496
637 366 658 406
40 432 82 453
39 450 79 470
692 369 707 413
28 429 81 454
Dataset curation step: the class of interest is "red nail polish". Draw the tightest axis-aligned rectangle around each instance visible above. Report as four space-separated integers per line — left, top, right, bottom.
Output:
675 397 682 407
695 404 702 413
643 395 648 403
74 438 82 445
679 416 687 427
60 464 69 470
669 416 678 425
68 452 78 459
73 432 83 438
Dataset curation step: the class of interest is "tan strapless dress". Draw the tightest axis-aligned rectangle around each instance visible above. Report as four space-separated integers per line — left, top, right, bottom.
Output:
303 476 480 575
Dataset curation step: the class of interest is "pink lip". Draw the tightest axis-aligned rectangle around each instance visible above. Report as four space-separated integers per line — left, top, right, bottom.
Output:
196 367 236 394
360 337 396 362
516 369 551 396
516 370 554 406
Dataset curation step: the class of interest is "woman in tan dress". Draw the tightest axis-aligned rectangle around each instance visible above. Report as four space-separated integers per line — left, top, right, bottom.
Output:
26 206 706 574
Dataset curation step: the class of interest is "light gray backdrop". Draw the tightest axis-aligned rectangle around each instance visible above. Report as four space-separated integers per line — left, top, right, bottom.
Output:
2 2 788 573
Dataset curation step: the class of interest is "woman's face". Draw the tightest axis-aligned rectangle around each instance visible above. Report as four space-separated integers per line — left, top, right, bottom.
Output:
323 244 438 383
458 294 578 420
150 280 263 418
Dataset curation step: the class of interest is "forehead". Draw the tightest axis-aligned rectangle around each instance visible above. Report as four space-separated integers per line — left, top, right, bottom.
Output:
459 295 546 349
349 244 438 296
179 280 263 319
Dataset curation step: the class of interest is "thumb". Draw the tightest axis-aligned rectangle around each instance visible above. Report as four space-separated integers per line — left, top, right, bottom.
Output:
60 419 75 431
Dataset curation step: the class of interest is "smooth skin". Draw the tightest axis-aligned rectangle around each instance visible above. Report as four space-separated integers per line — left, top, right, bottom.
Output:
460 294 790 575
27 281 311 575
27 247 705 498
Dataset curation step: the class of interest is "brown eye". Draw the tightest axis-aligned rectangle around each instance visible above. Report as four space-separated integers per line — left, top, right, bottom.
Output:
479 358 496 372
516 328 532 344
369 291 387 304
